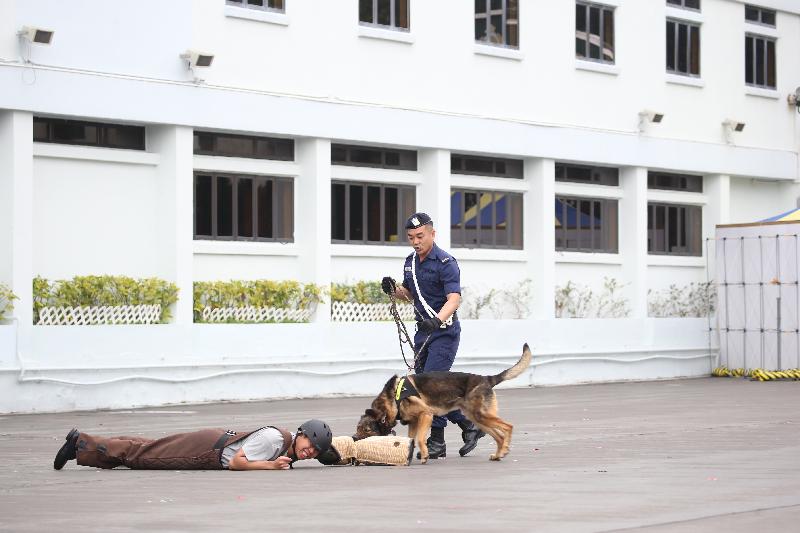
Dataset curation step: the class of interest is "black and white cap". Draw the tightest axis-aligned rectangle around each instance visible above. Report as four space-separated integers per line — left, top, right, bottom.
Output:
405 212 433 229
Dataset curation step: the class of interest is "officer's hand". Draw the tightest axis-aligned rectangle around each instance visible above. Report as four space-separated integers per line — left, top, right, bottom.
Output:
381 276 396 295
418 316 443 333
270 456 292 470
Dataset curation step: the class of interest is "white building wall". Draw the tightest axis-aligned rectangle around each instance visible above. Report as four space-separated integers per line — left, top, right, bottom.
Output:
1 0 799 412
729 177 799 224
32 151 162 279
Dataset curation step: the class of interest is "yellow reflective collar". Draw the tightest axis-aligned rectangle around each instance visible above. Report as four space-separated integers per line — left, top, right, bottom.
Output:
395 377 406 401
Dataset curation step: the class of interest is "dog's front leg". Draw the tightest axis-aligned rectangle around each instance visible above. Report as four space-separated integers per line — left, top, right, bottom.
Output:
415 412 434 464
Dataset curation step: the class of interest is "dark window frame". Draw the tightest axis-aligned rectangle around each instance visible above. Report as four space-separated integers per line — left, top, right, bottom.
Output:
556 163 619 186
225 0 284 13
647 202 703 256
33 117 145 150
451 154 523 179
648 171 703 192
330 180 415 245
331 144 417 170
666 18 701 76
193 171 294 242
450 188 524 250
358 0 410 30
475 0 519 49
745 33 777 89
193 131 294 161
555 196 619 253
745 5 776 27
666 0 700 11
575 1 615 64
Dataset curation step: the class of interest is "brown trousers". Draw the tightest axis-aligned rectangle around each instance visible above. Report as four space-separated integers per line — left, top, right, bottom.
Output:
76 428 234 470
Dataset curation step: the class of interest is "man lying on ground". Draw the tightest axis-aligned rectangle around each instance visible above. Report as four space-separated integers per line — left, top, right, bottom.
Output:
53 419 332 471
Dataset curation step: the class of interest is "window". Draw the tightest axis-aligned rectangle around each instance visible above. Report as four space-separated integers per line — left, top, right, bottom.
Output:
647 203 702 256
194 172 293 242
667 0 700 10
450 189 523 249
193 131 294 160
556 163 619 186
666 19 700 76
745 4 775 26
359 0 409 30
745 34 776 89
451 154 523 179
226 0 284 12
555 197 618 253
475 0 519 48
648 171 702 192
575 2 614 63
331 144 417 170
331 182 415 244
33 117 145 150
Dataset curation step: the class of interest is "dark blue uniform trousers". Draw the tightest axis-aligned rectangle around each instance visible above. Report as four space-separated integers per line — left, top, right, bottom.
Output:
414 321 467 429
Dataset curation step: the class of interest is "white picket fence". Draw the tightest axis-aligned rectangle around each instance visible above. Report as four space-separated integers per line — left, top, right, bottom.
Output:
331 301 415 322
201 306 312 323
37 305 162 325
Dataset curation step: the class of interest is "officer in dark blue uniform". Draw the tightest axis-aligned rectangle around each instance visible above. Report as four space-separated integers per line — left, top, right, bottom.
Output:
381 212 485 459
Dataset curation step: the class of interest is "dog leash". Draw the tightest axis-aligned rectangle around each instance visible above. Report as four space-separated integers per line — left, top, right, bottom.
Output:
388 291 432 373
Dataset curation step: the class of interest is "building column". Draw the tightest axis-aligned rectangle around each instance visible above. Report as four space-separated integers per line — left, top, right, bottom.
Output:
620 166 648 318
525 158 555 319
149 126 194 325
418 149 451 248
704 174 730 283
704 174 730 232
296 138 332 322
0 111 34 343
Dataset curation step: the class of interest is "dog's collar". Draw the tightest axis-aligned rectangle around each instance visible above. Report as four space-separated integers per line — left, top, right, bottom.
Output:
394 376 419 416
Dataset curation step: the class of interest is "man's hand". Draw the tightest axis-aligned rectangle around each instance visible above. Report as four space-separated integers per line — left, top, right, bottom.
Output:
418 316 443 333
269 456 292 470
381 276 396 295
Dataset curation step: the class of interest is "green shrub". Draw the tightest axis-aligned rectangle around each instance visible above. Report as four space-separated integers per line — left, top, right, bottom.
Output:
0 283 17 321
193 280 323 323
33 275 179 324
330 281 387 304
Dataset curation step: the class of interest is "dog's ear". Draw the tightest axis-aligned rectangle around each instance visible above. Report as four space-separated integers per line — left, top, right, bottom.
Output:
365 408 378 418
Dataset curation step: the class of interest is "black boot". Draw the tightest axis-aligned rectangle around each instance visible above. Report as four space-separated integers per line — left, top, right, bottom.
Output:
417 427 446 460
457 420 486 457
53 428 79 470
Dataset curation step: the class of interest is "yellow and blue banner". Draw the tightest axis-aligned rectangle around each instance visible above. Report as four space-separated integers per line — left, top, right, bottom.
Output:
761 208 800 223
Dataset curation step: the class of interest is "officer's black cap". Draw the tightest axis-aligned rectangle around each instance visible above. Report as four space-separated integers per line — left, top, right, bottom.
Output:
405 212 433 229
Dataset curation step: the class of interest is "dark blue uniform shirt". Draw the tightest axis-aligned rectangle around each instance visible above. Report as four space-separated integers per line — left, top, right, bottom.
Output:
401 243 461 322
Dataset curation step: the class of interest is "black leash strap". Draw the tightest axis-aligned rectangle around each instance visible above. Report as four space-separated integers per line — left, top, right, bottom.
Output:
388 292 432 372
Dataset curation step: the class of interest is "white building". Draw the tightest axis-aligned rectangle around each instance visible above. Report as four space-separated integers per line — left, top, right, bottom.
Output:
1 0 798 413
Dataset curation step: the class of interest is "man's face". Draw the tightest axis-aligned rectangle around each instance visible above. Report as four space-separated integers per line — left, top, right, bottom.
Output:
294 434 319 460
407 225 435 256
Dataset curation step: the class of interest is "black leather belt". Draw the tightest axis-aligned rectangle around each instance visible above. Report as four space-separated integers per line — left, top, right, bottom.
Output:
416 312 458 324
213 430 236 450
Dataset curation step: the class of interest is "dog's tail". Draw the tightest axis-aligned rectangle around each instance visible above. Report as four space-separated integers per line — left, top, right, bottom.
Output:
488 343 532 388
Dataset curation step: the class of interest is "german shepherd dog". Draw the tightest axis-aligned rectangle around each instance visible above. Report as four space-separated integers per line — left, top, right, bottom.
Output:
353 343 532 463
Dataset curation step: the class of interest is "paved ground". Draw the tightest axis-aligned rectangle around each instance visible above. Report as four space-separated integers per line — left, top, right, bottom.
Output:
1 378 799 532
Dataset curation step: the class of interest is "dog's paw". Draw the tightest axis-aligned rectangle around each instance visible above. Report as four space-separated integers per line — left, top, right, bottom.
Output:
489 454 501 461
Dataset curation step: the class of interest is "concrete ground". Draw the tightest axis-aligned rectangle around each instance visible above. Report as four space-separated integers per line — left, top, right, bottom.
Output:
1 378 799 533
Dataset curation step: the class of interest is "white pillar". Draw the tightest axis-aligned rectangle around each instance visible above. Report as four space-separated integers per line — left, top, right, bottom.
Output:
525 158 555 319
704 174 730 283
296 138 332 322
704 174 730 230
418 149 451 248
0 111 34 348
620 166 648 318
149 126 194 325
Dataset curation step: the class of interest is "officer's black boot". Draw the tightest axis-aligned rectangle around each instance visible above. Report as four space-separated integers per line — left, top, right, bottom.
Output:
457 420 486 457
417 427 446 460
